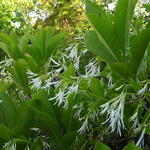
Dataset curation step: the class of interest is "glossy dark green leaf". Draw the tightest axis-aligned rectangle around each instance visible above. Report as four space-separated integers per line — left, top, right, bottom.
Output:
123 142 142 150
85 0 105 15
19 32 30 54
62 94 75 132
32 90 58 121
0 93 17 128
27 28 65 68
8 59 29 94
0 124 15 141
44 32 66 64
60 132 77 150
112 63 133 79
114 0 137 54
30 137 43 150
63 63 75 78
85 31 118 64
17 101 33 136
0 33 23 60
28 98 61 145
94 141 111 150
90 78 104 97
130 26 150 76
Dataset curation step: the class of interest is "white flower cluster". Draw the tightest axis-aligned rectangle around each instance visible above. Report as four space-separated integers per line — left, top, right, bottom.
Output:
49 84 78 107
138 82 150 94
27 70 61 93
129 111 139 129
73 104 83 119
65 43 80 70
136 128 146 147
78 118 89 134
3 140 16 150
141 0 150 4
0 58 13 82
84 58 100 77
100 92 126 136
135 0 150 16
107 2 116 11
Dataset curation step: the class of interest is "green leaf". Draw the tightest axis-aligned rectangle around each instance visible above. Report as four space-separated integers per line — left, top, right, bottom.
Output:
63 63 75 78
123 142 142 150
30 137 43 150
0 42 9 55
19 32 30 54
44 32 66 64
24 55 38 73
0 124 15 141
60 132 77 150
112 63 133 79
27 28 65 68
114 0 137 54
0 32 23 60
85 31 118 64
85 0 105 15
28 98 61 145
8 59 29 94
32 90 58 121
0 82 7 93
90 78 104 97
130 26 150 76
0 93 17 128
94 141 111 150
17 101 33 136
45 27 54 48
62 94 75 132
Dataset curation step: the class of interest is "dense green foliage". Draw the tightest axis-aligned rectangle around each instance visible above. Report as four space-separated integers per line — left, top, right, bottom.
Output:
0 0 150 149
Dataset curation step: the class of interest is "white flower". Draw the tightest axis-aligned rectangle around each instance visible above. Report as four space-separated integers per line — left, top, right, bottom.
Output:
3 140 16 150
49 90 67 106
50 58 60 67
49 84 78 107
74 36 84 40
78 118 89 134
107 73 113 87
68 45 78 60
89 111 99 122
141 0 150 4
11 22 21 28
138 83 149 94
0 99 2 103
25 145 30 150
129 105 140 129
74 56 80 70
30 127 40 132
74 104 83 118
27 70 37 78
108 2 116 11
129 112 139 129
29 77 42 90
66 84 78 95
81 49 88 55
136 128 146 147
0 58 13 82
84 58 100 77
65 43 79 60
100 92 126 136
115 85 124 91
42 77 59 93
